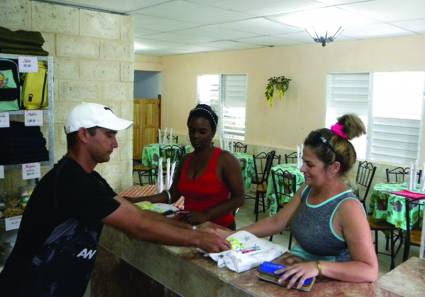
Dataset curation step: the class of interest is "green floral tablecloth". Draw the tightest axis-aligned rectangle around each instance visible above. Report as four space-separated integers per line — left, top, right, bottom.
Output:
266 164 305 216
369 183 424 230
141 143 193 168
234 152 255 190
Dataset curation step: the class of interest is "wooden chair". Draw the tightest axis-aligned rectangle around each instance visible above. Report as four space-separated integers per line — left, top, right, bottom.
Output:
132 159 154 185
386 167 422 184
233 141 248 153
284 152 297 164
269 169 296 248
250 150 276 221
402 198 424 261
356 161 400 269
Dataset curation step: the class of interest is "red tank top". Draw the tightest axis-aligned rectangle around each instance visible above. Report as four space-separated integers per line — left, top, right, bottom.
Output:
178 147 234 227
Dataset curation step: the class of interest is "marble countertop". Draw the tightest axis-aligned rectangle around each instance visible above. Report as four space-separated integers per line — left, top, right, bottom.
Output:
99 226 424 297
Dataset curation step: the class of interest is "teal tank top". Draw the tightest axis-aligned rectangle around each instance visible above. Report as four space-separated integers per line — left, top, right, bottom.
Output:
290 186 361 262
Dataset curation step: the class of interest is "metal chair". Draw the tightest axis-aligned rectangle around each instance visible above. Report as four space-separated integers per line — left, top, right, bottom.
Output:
166 135 179 144
355 160 377 210
356 161 400 269
233 141 248 153
386 167 422 184
284 152 297 164
269 169 296 248
250 150 276 221
403 198 424 261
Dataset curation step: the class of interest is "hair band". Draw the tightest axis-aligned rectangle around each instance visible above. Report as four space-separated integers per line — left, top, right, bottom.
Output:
330 122 348 140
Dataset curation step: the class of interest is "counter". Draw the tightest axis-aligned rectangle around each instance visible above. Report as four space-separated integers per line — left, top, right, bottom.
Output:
91 226 424 297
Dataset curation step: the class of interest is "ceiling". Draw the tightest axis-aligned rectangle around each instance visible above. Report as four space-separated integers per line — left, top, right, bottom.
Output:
46 0 425 56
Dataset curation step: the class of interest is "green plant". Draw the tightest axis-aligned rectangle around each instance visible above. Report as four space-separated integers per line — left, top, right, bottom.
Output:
265 76 291 106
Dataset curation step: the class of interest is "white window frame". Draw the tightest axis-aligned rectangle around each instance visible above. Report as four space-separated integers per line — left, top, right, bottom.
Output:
326 72 425 166
196 74 248 142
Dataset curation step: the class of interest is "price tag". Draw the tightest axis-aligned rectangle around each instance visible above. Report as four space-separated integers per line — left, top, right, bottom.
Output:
25 110 43 126
18 56 38 73
22 162 41 180
5 215 22 231
0 112 10 128
0 165 4 179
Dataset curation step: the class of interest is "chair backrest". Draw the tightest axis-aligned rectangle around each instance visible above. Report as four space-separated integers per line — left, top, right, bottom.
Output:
386 167 408 183
233 141 248 153
273 154 281 166
355 160 377 207
271 169 297 209
386 167 422 184
253 150 276 184
160 145 185 164
166 135 179 144
284 151 297 164
403 198 423 260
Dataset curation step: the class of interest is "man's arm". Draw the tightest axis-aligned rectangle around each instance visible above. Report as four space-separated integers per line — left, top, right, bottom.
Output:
102 196 230 253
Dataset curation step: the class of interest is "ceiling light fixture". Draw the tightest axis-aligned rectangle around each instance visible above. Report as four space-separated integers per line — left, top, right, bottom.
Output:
306 26 343 47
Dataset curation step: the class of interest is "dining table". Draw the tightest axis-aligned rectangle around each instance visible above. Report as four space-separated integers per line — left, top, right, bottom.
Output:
266 164 305 216
369 183 425 231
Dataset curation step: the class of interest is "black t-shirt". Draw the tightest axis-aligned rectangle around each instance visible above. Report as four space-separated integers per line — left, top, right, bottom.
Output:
0 157 120 297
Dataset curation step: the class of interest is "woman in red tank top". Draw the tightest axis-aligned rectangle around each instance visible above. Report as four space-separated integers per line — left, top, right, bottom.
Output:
130 104 244 229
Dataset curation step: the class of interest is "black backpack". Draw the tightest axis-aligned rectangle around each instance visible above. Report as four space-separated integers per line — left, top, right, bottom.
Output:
0 58 21 111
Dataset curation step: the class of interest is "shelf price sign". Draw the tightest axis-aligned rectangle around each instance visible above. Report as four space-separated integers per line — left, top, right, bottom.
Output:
25 110 43 126
18 56 38 73
0 112 10 128
5 216 22 231
22 162 41 180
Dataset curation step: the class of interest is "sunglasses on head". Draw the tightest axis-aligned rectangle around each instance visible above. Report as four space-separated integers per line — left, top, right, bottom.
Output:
312 133 337 155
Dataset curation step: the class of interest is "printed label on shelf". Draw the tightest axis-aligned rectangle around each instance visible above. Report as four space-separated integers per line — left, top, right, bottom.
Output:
0 165 4 179
0 112 10 128
22 162 41 180
24 110 43 126
18 56 38 73
5 216 22 231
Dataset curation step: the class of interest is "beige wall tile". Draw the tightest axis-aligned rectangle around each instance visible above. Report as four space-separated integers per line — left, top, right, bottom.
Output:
80 60 120 81
80 10 120 40
41 32 56 56
32 1 79 35
0 0 31 30
55 58 79 80
120 15 133 41
59 80 100 102
101 40 133 61
102 82 132 101
56 34 100 58
120 62 134 82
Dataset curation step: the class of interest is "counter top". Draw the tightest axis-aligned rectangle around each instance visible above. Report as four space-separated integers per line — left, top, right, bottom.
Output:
95 226 423 297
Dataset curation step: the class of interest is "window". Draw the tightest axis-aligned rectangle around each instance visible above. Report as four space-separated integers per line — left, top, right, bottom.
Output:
326 72 425 165
196 74 247 141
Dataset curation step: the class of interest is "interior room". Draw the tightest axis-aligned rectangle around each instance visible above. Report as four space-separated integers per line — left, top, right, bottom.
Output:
0 1 424 296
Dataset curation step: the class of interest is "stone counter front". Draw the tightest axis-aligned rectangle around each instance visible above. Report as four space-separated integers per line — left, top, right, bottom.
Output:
92 226 424 297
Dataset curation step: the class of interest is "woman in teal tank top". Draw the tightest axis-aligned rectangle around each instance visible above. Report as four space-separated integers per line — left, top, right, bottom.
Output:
242 114 378 289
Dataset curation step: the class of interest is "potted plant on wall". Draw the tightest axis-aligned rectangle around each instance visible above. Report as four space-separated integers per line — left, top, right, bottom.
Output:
265 75 291 106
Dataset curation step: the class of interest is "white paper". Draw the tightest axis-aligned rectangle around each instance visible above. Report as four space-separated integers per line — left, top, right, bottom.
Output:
18 56 38 73
0 112 10 128
163 128 168 144
22 162 41 180
5 215 22 231
157 158 164 193
170 162 176 188
0 165 4 179
25 110 43 126
166 158 171 190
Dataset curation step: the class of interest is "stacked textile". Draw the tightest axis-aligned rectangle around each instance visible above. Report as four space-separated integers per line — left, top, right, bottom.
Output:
0 27 48 56
0 121 49 165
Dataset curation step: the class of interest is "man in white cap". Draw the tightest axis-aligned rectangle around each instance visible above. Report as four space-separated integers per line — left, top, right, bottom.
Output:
0 102 229 297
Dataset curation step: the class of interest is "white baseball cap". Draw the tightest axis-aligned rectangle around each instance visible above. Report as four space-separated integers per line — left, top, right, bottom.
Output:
65 102 132 134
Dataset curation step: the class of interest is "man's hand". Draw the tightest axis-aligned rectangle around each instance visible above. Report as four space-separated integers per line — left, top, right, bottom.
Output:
195 230 230 253
185 211 209 225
